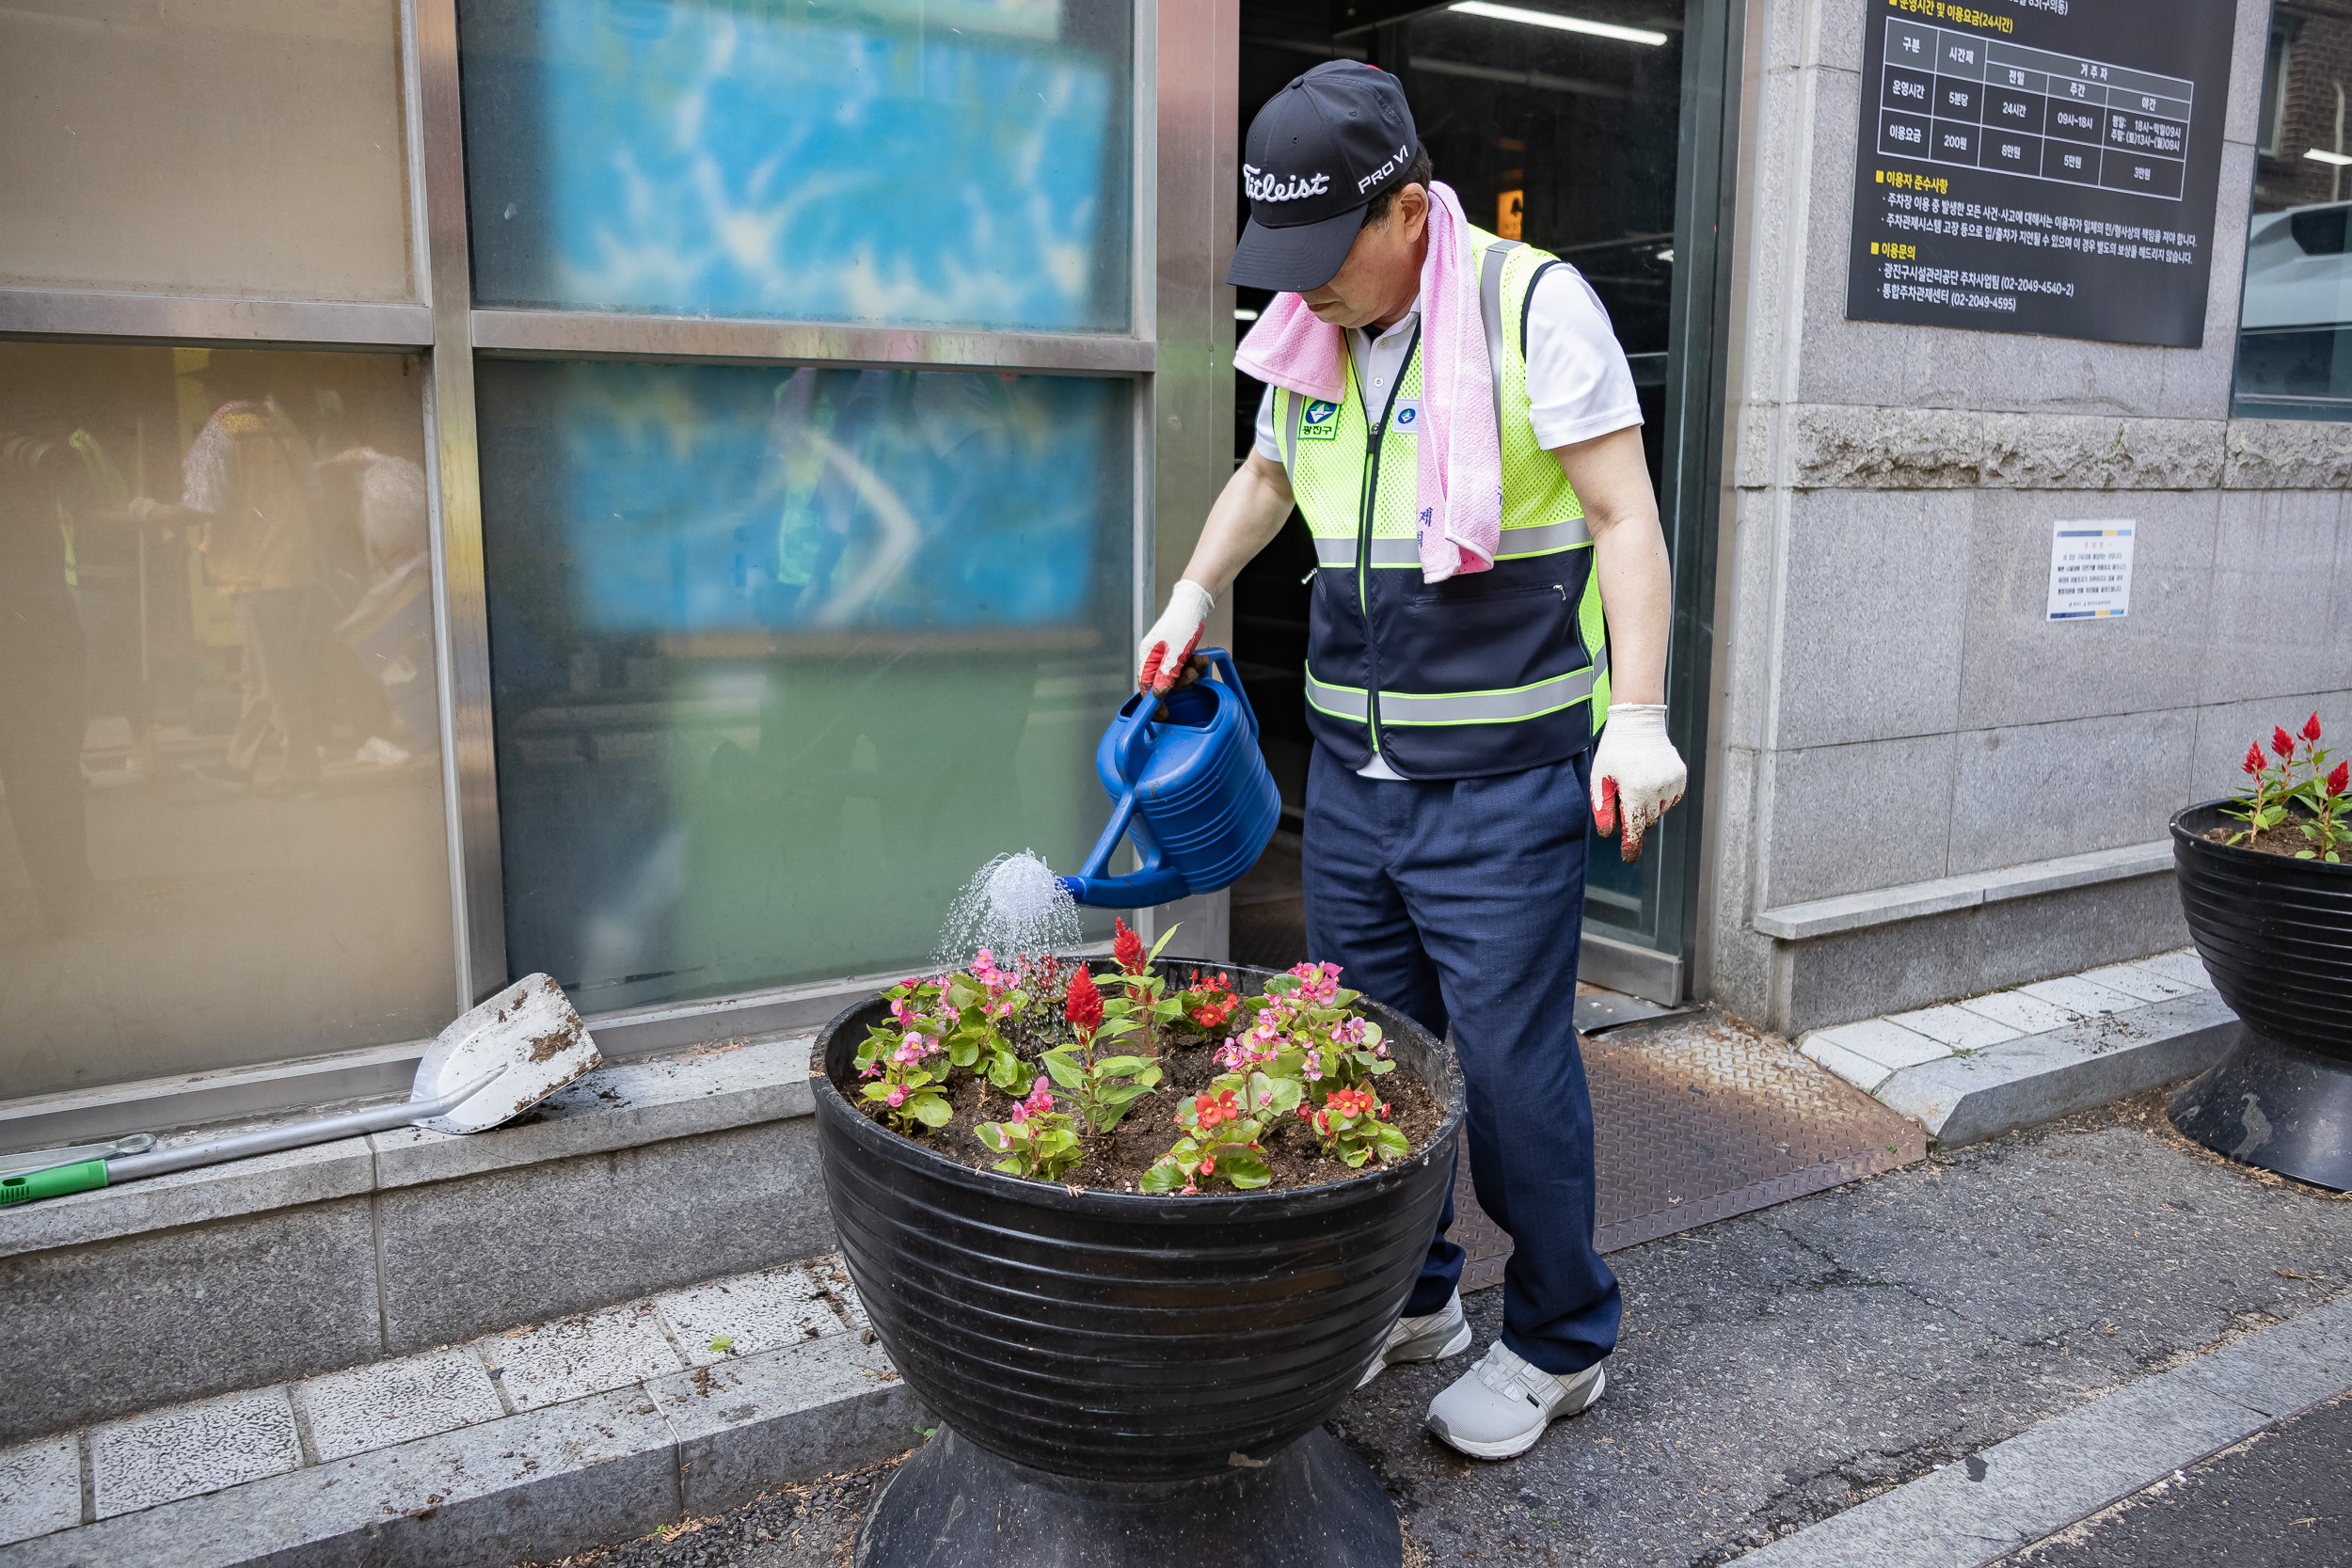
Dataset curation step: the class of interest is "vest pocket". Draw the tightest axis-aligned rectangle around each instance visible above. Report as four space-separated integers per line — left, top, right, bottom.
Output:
1395 582 1584 696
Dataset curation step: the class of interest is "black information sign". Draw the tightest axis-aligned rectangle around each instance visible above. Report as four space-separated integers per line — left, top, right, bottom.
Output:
1845 0 2234 346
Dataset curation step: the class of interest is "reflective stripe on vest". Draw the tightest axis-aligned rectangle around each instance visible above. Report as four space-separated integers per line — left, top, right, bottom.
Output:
1310 639 1609 726
1314 515 1593 568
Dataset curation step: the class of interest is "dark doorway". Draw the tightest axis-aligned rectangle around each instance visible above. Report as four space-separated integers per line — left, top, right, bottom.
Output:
1228 0 1730 998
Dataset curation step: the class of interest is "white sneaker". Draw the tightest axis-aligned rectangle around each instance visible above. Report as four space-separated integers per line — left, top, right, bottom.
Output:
1424 1341 1605 1459
1356 1290 1474 1388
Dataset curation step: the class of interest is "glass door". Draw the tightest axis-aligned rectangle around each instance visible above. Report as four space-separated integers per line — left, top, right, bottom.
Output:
1230 0 1736 998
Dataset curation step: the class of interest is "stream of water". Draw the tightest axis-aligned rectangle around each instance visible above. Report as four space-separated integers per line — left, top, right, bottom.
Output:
931 850 1084 974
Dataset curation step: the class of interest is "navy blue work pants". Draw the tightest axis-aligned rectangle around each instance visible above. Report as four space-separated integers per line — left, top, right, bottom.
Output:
1301 741 1620 1376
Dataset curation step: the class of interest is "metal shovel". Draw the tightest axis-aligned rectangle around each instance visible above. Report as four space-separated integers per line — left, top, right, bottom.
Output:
0 974 602 1207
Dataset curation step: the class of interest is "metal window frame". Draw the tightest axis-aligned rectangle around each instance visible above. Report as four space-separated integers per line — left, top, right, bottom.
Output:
0 0 1232 1145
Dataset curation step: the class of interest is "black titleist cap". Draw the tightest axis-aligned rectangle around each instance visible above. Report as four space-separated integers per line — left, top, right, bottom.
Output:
1228 61 1420 293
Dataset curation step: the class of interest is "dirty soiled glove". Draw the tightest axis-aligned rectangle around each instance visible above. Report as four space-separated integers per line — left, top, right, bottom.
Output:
1137 579 1215 695
1591 704 1686 864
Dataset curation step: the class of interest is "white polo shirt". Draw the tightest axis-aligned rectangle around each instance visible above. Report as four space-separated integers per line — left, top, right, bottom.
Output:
1250 262 1642 779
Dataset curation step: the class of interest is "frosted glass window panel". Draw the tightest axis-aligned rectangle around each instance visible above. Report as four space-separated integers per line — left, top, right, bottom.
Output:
462 0 1133 330
2232 7 2352 420
0 343 455 1101
0 0 413 302
474 358 1131 1013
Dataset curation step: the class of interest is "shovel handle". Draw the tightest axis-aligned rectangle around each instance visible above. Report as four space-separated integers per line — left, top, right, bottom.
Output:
102 1067 508 1184
0 1159 108 1208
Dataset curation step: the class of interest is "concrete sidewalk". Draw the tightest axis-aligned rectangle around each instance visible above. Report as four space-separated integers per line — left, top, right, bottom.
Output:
517 1089 2350 1568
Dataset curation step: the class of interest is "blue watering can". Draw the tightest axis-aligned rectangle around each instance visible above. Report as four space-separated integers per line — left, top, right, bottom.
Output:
1057 648 1283 909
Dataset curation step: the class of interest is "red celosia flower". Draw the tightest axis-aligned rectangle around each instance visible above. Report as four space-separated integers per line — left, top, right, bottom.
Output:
2328 761 2350 799
2243 743 2266 776
2304 713 2325 745
2272 726 2296 760
1065 966 1104 1038
1113 917 1146 974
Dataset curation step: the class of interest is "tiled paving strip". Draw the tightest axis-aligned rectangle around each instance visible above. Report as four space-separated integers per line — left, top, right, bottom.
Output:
1798 950 2234 1145
0 1254 871 1548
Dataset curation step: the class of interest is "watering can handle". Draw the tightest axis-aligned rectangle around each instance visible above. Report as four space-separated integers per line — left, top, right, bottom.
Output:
1196 648 1260 741
1111 646 1256 783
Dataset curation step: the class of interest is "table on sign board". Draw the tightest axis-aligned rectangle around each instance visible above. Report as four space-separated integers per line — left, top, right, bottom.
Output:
1844 0 2234 347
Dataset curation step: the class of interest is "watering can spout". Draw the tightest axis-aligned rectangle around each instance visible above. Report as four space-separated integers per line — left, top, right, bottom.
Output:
1057 867 1190 909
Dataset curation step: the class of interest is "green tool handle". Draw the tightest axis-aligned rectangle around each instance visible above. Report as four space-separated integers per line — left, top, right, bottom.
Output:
0 1159 108 1207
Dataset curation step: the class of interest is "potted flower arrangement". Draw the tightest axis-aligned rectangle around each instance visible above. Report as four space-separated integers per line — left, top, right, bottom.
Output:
2168 713 2352 1190
813 921 1463 1567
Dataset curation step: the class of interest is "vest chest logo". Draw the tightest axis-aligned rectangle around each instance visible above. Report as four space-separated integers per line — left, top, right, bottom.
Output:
1298 399 1341 440
1391 399 1422 434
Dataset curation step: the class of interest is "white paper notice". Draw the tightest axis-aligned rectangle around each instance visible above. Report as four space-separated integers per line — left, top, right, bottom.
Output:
2047 521 2135 621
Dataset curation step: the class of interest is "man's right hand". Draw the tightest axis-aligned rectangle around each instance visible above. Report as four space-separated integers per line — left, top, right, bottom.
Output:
1137 580 1215 696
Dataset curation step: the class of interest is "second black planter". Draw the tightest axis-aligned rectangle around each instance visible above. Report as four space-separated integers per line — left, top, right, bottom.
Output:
2168 801 2352 1191
814 958 1464 1566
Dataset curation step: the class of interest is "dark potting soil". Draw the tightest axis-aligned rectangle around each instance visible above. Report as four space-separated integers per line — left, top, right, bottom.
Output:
852 1030 1445 1195
2203 823 2348 862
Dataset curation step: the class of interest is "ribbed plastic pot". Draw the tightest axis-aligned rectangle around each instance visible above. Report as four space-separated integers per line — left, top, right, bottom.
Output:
813 960 1463 1492
2167 802 2352 1191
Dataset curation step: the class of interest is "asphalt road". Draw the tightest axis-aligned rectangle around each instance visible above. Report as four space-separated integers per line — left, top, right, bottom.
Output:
516 1088 2351 1568
1992 1390 2352 1568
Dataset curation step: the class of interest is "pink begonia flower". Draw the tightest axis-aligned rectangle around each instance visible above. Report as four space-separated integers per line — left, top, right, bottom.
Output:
885 1085 907 1107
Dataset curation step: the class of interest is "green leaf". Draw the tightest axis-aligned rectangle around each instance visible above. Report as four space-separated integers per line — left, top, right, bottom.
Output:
1041 1051 1085 1090
992 1155 1029 1177
1139 1163 1188 1194
988 1054 1027 1093
1148 924 1182 961
1136 1065 1163 1088
912 1095 953 1128
1216 1147 1273 1188
1094 1055 1152 1077
975 1123 1010 1153
708 1335 735 1354
1373 1124 1411 1158
1337 1143 1372 1168
948 1038 978 1069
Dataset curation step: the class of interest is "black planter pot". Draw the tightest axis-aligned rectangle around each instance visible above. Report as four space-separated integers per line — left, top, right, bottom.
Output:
2168 801 2352 1191
814 959 1464 1568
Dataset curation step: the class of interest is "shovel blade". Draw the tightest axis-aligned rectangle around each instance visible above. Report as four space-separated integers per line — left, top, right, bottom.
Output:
414 973 603 1134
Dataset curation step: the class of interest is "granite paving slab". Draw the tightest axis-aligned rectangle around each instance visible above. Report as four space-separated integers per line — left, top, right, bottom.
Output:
0 1438 77 1548
89 1387 301 1519
293 1347 505 1463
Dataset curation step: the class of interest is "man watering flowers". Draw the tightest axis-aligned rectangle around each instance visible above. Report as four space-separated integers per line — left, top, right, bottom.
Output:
1139 61 1686 1461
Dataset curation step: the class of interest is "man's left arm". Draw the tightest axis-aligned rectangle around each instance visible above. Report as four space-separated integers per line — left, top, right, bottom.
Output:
1551 426 1686 862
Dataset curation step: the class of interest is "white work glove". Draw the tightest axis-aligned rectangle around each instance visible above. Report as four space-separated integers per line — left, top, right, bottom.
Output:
1591 704 1686 863
1137 579 1215 695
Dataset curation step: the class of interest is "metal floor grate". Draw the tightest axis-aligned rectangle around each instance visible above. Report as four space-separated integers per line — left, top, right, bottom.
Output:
1225 839 1929 1287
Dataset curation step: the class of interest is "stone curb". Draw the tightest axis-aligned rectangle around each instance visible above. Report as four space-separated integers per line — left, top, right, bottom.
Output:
1874 991 2237 1147
1733 1295 2352 1568
0 1335 920 1568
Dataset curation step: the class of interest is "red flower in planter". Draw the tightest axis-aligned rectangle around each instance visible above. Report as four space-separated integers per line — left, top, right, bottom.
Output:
2328 761 2350 799
2273 726 2297 760
1065 965 1104 1040
1112 917 1147 974
2304 714 2325 745
2244 743 2267 776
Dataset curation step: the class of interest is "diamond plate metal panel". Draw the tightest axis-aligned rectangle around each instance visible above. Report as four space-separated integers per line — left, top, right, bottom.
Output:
1226 847 1929 1288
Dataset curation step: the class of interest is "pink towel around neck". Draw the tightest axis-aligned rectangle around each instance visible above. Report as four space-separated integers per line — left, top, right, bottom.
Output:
1233 180 1501 583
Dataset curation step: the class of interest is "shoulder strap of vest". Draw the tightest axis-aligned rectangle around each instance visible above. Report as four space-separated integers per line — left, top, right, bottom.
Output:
1476 238 1522 443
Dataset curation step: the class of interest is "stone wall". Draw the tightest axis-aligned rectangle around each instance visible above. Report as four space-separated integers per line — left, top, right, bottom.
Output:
1701 0 2352 1034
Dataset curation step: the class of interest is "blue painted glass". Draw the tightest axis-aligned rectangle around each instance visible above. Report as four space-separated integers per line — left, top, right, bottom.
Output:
476 359 1129 1009
462 0 1133 331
